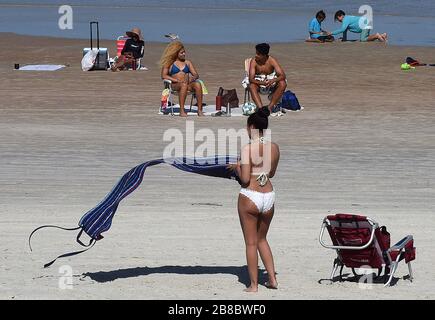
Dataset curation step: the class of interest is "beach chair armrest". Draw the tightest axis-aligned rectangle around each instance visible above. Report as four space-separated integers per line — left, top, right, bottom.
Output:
319 221 376 250
389 235 413 251
163 79 172 90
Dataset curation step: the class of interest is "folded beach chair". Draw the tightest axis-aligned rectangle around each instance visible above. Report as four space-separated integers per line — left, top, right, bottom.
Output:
319 214 416 286
242 58 252 105
161 79 197 115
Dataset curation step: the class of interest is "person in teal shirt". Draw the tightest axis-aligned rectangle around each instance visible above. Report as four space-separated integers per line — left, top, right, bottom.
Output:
329 10 387 42
308 10 334 42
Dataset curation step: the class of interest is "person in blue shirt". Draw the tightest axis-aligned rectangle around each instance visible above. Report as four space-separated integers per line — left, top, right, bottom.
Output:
308 10 334 42
328 10 387 42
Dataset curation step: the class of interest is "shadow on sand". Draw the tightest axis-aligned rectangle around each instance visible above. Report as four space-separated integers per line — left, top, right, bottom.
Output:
318 272 400 286
82 265 269 287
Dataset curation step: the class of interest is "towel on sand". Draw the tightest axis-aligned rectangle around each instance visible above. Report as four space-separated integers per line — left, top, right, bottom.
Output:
18 65 66 71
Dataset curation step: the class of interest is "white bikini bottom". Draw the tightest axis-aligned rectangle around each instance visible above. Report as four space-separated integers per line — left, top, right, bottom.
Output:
240 188 276 213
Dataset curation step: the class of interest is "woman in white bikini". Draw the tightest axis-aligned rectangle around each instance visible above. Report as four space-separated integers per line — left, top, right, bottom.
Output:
231 107 280 292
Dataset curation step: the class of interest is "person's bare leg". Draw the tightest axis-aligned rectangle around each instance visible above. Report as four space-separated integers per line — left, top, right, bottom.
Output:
257 207 278 289
175 83 188 117
238 194 260 292
112 54 135 71
124 56 135 69
267 80 287 112
189 82 204 116
249 83 263 109
111 55 126 71
305 38 322 43
367 33 385 42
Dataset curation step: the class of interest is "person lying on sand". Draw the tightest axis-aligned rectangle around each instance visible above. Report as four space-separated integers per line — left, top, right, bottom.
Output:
307 10 334 43
328 10 388 42
248 43 287 113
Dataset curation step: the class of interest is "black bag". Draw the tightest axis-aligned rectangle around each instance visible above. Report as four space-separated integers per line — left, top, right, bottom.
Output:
218 87 239 108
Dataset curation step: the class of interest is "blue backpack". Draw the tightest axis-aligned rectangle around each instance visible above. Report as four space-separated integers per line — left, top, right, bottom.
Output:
280 90 301 111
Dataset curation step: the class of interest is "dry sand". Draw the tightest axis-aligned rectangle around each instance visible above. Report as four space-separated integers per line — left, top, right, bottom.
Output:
0 33 434 299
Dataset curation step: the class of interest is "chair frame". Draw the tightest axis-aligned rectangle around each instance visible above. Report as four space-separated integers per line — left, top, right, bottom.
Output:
162 79 197 115
242 58 282 112
319 214 415 287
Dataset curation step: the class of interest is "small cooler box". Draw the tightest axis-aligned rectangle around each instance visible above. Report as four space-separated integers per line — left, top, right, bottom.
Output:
82 47 108 70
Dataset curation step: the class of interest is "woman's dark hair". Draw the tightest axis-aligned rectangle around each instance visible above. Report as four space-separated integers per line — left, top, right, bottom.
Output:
247 107 270 133
255 43 270 56
334 10 345 21
316 10 326 19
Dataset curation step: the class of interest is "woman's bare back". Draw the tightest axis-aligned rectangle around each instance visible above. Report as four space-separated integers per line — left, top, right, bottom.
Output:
243 140 280 192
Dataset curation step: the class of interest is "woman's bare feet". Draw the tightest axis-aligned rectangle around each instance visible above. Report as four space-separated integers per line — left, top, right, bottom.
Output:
264 280 278 289
244 285 258 293
179 111 188 117
382 33 388 42
197 111 205 116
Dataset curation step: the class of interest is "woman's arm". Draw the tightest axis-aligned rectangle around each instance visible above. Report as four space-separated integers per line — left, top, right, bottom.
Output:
238 145 252 187
187 61 199 82
331 18 349 36
161 66 180 83
268 143 280 178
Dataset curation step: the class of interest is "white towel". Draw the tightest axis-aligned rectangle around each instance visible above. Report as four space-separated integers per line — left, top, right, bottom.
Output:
18 65 66 71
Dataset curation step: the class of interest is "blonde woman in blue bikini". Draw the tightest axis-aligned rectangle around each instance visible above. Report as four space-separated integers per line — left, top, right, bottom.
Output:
160 41 204 117
230 107 280 292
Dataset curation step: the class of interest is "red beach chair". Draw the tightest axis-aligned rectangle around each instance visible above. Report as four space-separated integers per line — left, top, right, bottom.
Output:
319 214 416 286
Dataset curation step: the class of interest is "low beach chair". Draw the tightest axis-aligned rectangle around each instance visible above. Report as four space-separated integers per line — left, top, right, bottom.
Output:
109 35 145 70
162 79 197 115
241 58 281 112
319 213 416 287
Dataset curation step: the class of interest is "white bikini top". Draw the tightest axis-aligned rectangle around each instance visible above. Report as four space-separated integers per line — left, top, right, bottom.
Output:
251 137 269 187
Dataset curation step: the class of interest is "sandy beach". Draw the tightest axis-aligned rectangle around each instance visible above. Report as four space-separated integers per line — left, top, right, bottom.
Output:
0 32 434 299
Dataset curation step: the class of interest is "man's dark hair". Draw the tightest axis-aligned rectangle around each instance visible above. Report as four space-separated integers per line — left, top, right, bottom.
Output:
334 10 345 21
316 10 326 19
255 43 270 56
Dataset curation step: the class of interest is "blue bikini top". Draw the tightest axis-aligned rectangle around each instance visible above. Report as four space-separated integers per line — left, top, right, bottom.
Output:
169 63 190 75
